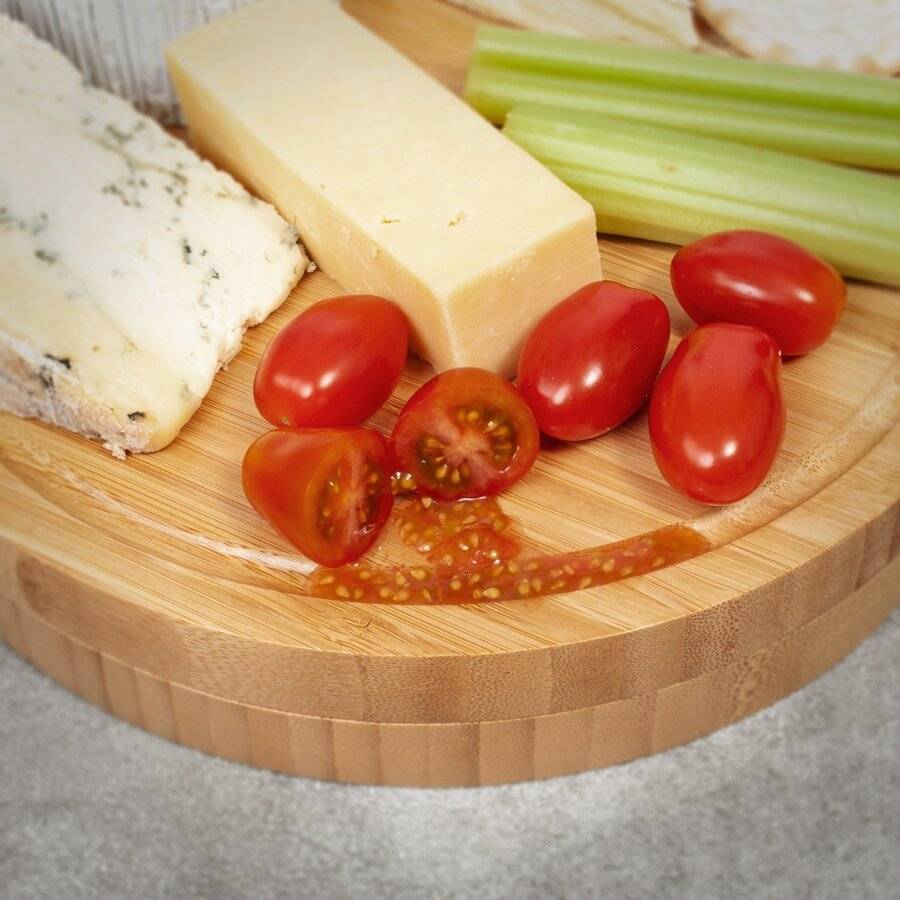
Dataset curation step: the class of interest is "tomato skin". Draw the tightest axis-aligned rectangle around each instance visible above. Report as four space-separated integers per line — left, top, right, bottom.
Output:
242 427 393 566
671 231 845 356
517 280 670 440
253 295 408 428
390 368 539 500
649 324 785 505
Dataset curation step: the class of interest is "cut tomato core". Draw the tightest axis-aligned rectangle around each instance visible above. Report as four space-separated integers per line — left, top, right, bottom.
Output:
390 369 539 500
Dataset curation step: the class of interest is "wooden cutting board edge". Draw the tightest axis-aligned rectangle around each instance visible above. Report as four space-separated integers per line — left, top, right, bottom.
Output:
1 542 896 786
1 410 896 727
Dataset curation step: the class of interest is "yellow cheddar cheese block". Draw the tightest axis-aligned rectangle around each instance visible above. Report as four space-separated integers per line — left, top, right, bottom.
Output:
166 0 602 376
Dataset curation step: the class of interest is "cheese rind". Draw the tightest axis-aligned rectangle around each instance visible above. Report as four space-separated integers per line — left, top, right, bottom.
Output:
0 15 306 456
167 0 602 376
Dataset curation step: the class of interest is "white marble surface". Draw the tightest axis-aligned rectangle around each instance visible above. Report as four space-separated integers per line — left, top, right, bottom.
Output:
1 609 897 899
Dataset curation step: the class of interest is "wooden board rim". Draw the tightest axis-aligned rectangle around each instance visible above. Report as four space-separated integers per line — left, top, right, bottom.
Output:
2 416 896 725
3 549 896 786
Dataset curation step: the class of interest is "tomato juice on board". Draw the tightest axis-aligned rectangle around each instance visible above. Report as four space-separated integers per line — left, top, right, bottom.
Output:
308 494 709 604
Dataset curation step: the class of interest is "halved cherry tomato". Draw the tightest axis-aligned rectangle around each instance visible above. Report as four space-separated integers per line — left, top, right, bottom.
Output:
517 280 670 440
649 323 785 505
242 427 393 566
253 295 408 428
390 368 539 500
670 231 846 356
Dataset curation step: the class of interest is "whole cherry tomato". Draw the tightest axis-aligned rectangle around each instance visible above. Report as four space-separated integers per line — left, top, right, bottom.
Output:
649 323 785 505
242 427 393 566
517 280 670 440
390 368 539 500
670 231 846 356
254 295 408 428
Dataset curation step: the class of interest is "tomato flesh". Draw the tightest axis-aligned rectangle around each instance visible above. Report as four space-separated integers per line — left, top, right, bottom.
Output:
242 427 393 566
390 368 539 499
393 495 513 555
253 294 408 428
649 323 785 505
517 280 670 441
670 231 846 356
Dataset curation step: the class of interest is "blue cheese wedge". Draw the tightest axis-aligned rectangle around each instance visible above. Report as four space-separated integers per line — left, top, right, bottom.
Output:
0 15 306 457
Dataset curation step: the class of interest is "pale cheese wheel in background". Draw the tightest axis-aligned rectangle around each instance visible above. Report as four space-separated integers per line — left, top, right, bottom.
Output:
697 0 900 75
451 0 699 49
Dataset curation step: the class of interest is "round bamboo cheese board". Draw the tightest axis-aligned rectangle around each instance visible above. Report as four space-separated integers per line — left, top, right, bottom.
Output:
0 0 897 786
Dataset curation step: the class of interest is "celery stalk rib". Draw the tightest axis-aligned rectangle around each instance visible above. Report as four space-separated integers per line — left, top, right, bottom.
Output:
502 107 900 287
474 26 900 118
503 108 900 234
466 64 900 171
556 165 898 282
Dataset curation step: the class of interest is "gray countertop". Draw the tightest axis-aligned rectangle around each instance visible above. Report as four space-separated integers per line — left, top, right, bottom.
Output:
1 609 898 900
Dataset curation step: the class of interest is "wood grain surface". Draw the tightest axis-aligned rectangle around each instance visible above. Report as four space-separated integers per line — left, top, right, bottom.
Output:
0 0 897 785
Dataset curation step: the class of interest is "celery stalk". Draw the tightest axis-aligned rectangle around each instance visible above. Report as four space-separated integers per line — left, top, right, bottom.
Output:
502 106 900 286
466 63 900 171
557 165 899 276
474 26 900 118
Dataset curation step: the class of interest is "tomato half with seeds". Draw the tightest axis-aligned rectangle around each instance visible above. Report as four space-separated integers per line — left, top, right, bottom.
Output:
254 294 408 428
670 231 846 356
649 323 785 505
242 427 393 567
390 368 539 500
517 280 671 441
